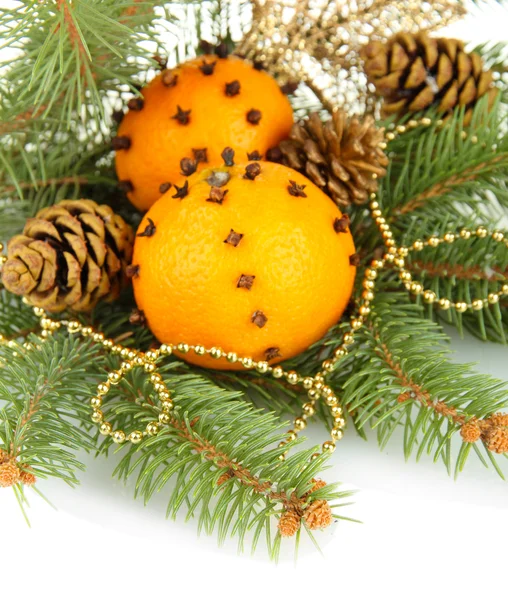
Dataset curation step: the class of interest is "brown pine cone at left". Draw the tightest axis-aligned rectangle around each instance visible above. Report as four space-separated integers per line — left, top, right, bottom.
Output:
270 110 388 207
361 32 497 123
2 200 134 312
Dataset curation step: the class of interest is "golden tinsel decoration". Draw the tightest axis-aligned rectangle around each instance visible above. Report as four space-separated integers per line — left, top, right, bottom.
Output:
278 509 302 537
460 419 482 444
237 0 466 112
2 199 134 312
0 461 20 488
272 110 388 206
361 32 497 123
303 499 333 531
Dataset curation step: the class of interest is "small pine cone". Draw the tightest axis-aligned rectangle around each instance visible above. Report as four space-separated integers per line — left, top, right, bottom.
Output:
483 426 508 454
460 419 481 443
310 478 327 493
303 499 333 531
0 461 21 488
273 110 388 207
278 509 301 538
361 32 497 124
2 200 134 312
19 467 37 486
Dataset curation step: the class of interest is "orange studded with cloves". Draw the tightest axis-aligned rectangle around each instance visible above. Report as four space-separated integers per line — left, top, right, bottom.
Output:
131 156 357 370
114 55 294 211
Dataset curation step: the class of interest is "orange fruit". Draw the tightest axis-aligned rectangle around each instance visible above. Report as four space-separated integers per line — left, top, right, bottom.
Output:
115 55 294 212
132 158 357 370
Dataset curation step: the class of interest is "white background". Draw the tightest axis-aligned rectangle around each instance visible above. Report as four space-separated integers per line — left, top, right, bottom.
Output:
2 2 508 599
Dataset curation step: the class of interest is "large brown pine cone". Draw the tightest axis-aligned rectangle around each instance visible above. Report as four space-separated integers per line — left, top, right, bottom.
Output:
271 110 388 207
2 200 134 312
361 32 497 123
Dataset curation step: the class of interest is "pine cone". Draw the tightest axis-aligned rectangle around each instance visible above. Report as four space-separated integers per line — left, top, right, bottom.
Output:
2 200 134 312
361 32 497 124
303 499 333 531
272 110 388 207
0 448 8 464
278 510 301 537
460 419 481 443
19 468 37 486
483 426 508 454
0 461 20 488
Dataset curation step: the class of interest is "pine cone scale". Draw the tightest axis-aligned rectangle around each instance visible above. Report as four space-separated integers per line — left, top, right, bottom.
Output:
2 200 134 312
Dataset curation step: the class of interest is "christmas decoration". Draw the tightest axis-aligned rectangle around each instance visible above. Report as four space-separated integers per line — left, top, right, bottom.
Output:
114 55 294 211
272 110 389 207
0 0 507 562
131 157 356 369
361 33 498 122
1 200 134 312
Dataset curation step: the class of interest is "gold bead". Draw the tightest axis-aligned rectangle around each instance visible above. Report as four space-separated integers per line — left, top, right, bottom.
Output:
362 290 374 302
460 229 471 240
455 301 468 313
286 371 299 385
112 430 126 444
471 299 484 311
134 356 144 366
333 417 346 428
111 345 123 355
278 441 286 449
421 117 432 126
331 428 344 440
153 383 165 394
399 270 412 282
90 396 102 408
145 350 159 362
471 135 478 144
100 422 113 436
330 405 343 417
492 230 504 242
81 326 93 337
272 366 284 378
91 409 103 423
102 339 114 350
310 452 320 461
177 343 190 354
428 236 440 247
413 240 424 251
322 440 336 453
370 200 379 210
443 233 455 243
502 284 508 295
334 347 347 359
144 362 156 373
359 305 370 316
325 395 338 407
128 430 143 444
321 385 333 398
488 293 500 304
397 246 409 257
350 318 363 330
302 377 314 390
226 352 238 363
97 382 110 396
322 359 334 372
242 357 254 369
423 290 436 304
286 430 297 441
92 332 105 343
314 374 325 385
408 119 418 128
393 258 404 268
209 347 223 359
277 453 286 461
67 320 81 333
161 400 174 412
146 422 160 436
372 209 382 218
294 417 307 431
385 131 395 141
120 348 130 358
476 226 488 238
372 259 385 269
256 361 269 373
159 412 171 424
363 280 375 290
159 390 170 401
150 372 162 383
438 298 451 310
303 402 315 416
160 344 172 355
396 125 406 134
33 307 46 317
194 345 206 355
108 370 122 384
410 282 423 295
343 333 354 345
